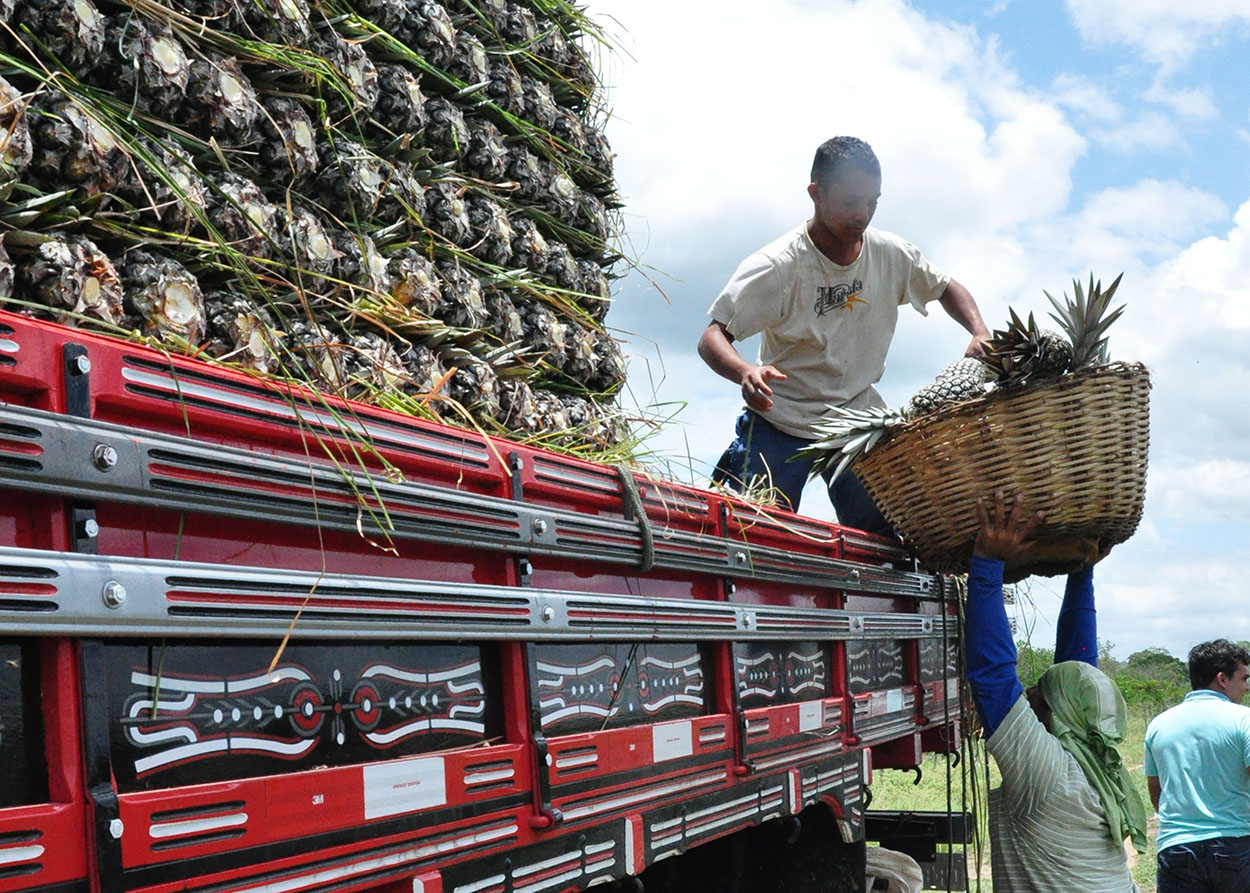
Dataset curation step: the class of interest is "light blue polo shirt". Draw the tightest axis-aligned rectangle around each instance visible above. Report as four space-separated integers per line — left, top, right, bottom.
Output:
1144 689 1250 851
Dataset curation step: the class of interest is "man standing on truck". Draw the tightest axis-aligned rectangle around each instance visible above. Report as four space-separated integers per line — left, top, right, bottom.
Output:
964 492 1146 891
1143 639 1250 892
697 135 992 525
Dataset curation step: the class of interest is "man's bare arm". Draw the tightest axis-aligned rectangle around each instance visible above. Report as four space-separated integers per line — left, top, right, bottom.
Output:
697 322 786 413
1147 775 1161 811
937 280 992 357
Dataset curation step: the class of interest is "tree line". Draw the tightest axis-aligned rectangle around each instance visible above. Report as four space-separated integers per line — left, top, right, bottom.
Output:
1014 640 1250 711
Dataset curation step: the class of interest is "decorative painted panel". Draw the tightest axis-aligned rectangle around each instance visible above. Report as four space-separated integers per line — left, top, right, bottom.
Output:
733 642 832 709
532 643 704 734
106 642 497 791
845 640 904 694
918 637 959 684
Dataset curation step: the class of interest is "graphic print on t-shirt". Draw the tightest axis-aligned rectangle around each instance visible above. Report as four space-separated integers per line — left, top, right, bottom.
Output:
814 278 866 317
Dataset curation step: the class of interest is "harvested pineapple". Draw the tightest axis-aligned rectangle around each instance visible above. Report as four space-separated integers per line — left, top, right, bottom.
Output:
804 274 1127 482
802 274 1146 577
0 0 628 456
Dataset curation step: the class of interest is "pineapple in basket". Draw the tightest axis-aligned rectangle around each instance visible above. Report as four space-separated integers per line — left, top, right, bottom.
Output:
801 274 1126 483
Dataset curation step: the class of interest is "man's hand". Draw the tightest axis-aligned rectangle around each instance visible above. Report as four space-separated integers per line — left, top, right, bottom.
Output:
973 491 1044 562
740 365 786 412
964 333 992 358
937 281 992 359
698 322 787 412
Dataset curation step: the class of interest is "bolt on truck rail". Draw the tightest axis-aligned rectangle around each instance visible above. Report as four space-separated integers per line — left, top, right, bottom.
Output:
0 310 965 893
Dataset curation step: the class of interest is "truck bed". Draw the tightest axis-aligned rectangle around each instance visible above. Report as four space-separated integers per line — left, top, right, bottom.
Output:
0 310 961 893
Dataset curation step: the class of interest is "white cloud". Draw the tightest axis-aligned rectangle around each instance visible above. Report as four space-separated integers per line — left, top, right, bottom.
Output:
597 0 1084 260
1143 82 1219 120
1065 0 1250 69
1051 74 1123 125
1151 198 1250 328
1006 532 1250 659
1093 543 1250 657
1151 460 1250 523
594 1 1250 659
1049 76 1216 155
1070 180 1226 259
1088 110 1185 153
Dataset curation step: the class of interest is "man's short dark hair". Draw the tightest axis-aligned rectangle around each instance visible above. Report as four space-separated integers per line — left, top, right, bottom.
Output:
811 137 881 186
1188 639 1250 689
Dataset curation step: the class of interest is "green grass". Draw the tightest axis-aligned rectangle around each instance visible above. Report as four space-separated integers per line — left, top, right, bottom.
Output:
869 704 1162 891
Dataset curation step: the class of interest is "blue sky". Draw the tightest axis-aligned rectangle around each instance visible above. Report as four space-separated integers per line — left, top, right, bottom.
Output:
589 0 1250 660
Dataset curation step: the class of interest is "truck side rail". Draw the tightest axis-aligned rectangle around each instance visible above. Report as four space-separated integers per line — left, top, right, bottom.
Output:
0 402 937 599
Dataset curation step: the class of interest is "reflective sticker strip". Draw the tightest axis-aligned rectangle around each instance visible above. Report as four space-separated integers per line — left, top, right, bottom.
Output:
413 871 443 893
798 701 823 733
362 756 448 820
624 815 643 875
0 843 44 867
651 720 693 763
149 811 248 840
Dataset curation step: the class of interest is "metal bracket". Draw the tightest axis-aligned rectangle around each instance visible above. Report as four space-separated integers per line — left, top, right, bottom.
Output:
70 503 98 555
733 707 755 776
80 641 123 893
0 545 948 643
864 809 973 869
508 451 524 502
524 644 563 830
63 345 98 556
62 343 91 418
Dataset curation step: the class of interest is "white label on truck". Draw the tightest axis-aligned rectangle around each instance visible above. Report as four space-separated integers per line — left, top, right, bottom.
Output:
652 720 693 762
363 756 447 819
798 701 823 732
886 688 904 713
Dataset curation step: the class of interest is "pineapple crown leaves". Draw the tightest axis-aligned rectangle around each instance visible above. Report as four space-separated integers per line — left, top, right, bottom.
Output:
796 405 905 484
1045 272 1125 368
979 307 1067 386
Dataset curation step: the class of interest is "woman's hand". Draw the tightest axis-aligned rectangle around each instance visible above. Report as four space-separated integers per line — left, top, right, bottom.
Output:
973 491 1045 561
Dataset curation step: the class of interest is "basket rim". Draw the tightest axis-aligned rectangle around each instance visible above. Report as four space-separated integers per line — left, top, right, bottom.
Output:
883 360 1151 441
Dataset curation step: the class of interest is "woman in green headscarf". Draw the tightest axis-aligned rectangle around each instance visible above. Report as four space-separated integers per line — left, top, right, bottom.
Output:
1039 660 1149 852
965 492 1145 892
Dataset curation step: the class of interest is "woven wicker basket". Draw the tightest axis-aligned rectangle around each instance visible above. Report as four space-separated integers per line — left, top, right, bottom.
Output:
855 362 1151 580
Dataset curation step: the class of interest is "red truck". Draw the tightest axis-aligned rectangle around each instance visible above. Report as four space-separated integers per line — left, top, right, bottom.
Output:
0 310 965 893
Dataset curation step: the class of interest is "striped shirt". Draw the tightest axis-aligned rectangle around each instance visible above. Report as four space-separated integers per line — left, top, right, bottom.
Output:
988 697 1138 892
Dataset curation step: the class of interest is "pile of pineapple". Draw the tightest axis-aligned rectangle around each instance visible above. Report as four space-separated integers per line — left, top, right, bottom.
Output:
805 274 1125 480
0 0 627 451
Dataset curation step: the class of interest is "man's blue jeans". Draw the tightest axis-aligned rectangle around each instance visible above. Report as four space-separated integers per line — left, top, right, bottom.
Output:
711 409 893 536
1158 836 1250 893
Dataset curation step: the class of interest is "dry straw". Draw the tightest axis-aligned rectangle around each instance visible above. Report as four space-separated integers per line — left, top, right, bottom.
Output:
856 362 1151 580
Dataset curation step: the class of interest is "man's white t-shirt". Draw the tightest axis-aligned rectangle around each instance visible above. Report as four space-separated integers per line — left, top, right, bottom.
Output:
707 224 950 439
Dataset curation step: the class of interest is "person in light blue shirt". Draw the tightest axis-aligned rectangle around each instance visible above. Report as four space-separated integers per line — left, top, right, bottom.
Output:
1144 638 1250 893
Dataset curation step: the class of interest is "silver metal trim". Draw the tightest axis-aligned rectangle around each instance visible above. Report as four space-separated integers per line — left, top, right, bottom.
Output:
0 403 943 599
0 546 954 643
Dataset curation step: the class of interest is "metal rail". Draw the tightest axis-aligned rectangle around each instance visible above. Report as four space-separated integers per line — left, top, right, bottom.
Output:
0 403 941 599
0 546 951 642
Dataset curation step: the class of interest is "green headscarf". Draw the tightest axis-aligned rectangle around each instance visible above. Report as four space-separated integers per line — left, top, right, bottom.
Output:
1038 661 1148 854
